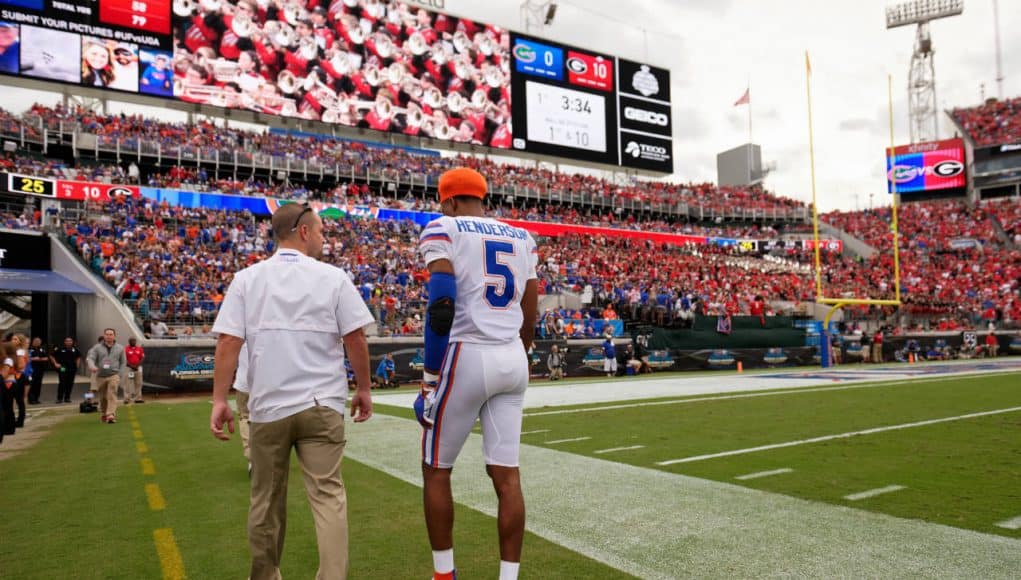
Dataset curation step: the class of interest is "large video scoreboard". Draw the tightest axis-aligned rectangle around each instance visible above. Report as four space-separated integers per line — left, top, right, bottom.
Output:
510 33 672 172
0 0 674 173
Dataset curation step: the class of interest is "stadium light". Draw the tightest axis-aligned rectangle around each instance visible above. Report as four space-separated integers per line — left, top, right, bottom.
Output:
885 0 963 143
885 0 962 29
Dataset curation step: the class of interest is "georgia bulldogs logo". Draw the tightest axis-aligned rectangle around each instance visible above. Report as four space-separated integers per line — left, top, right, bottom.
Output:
566 57 587 74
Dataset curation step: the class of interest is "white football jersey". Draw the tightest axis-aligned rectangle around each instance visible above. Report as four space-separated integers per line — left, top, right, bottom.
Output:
419 216 538 345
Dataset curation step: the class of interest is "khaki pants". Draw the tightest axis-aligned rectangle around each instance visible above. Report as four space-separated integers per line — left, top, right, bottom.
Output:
871 344 883 363
236 391 251 460
248 405 347 580
124 367 143 402
95 374 120 418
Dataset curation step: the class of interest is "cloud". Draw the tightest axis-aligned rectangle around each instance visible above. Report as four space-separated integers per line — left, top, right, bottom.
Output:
838 118 874 132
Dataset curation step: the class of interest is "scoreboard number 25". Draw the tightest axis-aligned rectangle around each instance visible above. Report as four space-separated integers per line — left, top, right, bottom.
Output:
9 175 54 197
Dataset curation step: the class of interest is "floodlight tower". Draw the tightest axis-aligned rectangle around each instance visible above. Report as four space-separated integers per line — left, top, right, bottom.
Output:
885 0 963 143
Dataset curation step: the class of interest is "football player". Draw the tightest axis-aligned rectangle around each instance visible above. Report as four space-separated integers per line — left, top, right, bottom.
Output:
416 168 538 580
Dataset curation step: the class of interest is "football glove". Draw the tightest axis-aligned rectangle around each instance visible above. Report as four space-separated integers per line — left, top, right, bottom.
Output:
414 373 439 429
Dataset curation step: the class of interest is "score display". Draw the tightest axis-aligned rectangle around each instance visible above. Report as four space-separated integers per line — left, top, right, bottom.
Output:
525 81 606 152
511 33 673 172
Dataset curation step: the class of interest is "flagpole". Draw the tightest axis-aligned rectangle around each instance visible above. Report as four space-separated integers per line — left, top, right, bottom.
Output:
806 50 822 300
747 81 753 144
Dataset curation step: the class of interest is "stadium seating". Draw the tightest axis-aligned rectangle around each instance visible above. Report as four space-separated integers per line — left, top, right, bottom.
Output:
951 97 1021 147
6 104 807 218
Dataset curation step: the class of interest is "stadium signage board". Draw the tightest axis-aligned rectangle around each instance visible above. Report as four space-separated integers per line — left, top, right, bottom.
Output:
885 138 966 193
1 0 674 172
54 179 140 200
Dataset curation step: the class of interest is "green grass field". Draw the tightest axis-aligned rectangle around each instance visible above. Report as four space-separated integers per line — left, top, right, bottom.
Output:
1 369 1019 578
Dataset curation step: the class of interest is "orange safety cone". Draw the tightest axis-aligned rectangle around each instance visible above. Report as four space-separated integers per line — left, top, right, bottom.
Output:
737 361 743 373
909 353 915 364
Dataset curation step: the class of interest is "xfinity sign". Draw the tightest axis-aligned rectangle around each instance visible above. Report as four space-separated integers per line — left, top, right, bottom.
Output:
624 106 669 126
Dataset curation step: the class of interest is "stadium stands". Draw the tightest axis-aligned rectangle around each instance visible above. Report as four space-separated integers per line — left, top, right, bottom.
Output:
951 97 1021 147
1 104 1017 336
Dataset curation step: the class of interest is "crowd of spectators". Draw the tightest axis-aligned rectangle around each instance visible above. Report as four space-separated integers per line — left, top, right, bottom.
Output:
8 104 806 215
951 96 1021 147
821 198 1021 330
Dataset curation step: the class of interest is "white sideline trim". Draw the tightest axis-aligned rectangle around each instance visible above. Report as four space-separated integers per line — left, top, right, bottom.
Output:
523 372 1019 418
545 436 591 445
594 445 645 454
656 406 1021 465
735 468 794 480
995 515 1021 530
844 485 906 501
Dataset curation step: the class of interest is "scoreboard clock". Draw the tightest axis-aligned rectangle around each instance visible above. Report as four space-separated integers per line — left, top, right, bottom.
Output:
524 81 606 152
511 33 673 173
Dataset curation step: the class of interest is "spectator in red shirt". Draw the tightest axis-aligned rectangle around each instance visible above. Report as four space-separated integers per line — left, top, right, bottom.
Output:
124 337 145 404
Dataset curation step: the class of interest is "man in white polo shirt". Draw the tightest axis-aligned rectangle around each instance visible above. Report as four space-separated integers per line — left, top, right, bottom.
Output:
210 203 374 580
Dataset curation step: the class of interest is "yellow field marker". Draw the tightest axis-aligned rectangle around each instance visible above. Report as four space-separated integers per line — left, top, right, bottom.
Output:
133 429 144 440
136 442 149 454
145 483 166 511
141 458 156 475
152 528 186 579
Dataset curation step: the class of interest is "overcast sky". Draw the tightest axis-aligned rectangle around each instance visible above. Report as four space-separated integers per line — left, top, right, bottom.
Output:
463 0 1021 211
7 0 1019 211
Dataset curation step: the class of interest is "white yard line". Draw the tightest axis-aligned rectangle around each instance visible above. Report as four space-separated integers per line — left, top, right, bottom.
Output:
995 515 1021 531
345 415 1021 579
844 485 907 501
593 445 645 455
520 429 551 436
544 436 591 445
735 468 794 480
656 406 1021 466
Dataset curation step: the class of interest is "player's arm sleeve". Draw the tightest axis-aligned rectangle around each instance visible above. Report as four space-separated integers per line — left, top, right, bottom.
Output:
418 218 454 266
525 234 539 280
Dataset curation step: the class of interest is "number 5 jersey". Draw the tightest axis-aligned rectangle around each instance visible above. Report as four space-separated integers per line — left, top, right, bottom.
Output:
418 216 539 345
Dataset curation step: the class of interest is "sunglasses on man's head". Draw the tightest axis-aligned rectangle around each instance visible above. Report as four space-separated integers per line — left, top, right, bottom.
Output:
290 205 313 232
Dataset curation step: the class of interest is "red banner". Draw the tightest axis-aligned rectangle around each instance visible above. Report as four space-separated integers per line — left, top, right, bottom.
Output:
500 219 708 246
55 181 140 201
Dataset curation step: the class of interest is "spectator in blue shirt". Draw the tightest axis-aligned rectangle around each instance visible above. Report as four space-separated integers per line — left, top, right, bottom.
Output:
374 353 395 387
140 53 173 96
0 23 18 75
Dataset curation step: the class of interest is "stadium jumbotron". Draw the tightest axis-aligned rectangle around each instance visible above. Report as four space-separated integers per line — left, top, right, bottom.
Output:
0 0 1018 577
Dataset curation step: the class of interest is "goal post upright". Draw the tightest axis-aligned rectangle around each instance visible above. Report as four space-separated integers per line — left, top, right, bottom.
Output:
807 65 903 367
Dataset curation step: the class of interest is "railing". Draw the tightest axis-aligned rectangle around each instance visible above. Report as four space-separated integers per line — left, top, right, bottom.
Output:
5 115 808 222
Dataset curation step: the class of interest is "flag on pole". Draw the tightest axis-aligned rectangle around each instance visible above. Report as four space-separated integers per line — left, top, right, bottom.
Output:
733 88 750 107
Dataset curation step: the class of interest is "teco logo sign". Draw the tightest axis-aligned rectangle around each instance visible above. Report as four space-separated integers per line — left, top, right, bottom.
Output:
625 141 668 158
624 106 668 126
